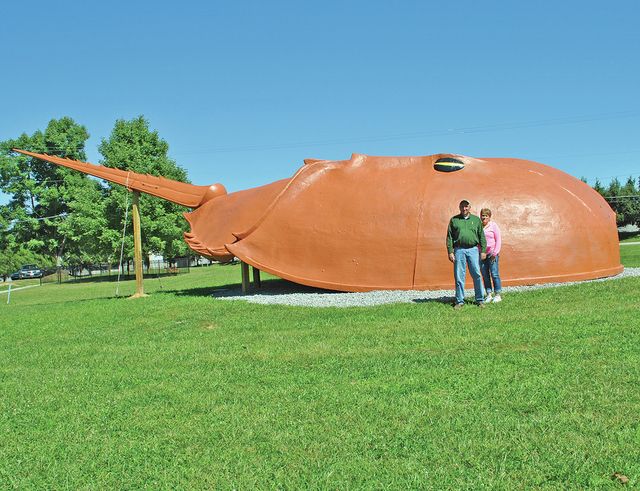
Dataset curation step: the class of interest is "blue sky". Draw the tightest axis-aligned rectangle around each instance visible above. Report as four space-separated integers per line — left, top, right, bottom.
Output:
2 0 639 202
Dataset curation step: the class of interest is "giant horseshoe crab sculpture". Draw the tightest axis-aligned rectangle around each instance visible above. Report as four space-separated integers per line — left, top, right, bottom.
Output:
14 149 622 292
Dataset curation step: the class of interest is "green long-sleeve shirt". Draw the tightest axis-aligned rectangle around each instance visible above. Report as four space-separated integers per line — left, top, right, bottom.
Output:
446 214 487 253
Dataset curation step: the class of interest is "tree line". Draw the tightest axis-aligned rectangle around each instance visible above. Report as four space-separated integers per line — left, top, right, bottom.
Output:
591 176 640 228
0 116 190 279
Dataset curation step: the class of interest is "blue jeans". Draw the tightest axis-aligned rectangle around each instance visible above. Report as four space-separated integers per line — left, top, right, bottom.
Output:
481 255 502 294
454 247 485 304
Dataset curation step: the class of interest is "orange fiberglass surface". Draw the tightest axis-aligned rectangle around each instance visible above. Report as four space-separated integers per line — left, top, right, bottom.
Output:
14 150 622 292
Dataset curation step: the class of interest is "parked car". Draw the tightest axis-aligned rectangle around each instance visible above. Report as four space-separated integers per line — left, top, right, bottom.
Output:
16 264 43 279
10 271 20 280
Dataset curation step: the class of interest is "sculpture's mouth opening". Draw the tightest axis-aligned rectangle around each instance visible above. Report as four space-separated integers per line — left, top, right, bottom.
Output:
434 157 465 172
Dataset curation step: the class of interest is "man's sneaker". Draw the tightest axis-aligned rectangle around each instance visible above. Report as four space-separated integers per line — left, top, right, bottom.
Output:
485 292 493 303
493 294 502 303
453 303 464 310
477 302 485 309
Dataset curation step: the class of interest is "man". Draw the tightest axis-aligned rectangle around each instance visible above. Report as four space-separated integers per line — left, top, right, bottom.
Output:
446 200 487 309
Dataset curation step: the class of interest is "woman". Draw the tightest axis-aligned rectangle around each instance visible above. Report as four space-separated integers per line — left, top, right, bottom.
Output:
480 208 502 303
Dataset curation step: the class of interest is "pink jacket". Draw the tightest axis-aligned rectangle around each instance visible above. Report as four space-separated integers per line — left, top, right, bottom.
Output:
483 221 502 256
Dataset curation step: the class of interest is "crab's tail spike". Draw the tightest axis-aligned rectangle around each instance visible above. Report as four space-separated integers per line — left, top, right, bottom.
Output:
12 149 226 208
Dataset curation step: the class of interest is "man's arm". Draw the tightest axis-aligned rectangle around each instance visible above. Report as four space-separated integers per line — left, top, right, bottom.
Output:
446 219 455 262
478 220 487 253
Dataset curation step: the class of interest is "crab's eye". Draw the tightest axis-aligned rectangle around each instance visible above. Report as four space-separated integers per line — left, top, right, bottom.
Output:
434 157 465 172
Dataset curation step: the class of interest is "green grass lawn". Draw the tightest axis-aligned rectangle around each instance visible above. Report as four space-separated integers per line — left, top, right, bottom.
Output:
1 257 639 488
620 242 640 267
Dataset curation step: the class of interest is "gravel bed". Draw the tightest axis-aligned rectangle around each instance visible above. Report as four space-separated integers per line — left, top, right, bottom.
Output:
212 267 640 308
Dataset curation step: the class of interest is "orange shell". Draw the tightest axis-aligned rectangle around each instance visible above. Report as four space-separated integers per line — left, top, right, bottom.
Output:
222 154 622 291
14 150 622 292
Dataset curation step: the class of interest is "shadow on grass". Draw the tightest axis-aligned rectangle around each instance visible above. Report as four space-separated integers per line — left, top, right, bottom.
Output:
619 230 640 241
160 278 333 298
3 289 151 307
412 296 455 305
48 272 184 285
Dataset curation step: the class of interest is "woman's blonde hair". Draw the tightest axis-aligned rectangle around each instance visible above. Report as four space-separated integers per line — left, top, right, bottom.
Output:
480 208 492 217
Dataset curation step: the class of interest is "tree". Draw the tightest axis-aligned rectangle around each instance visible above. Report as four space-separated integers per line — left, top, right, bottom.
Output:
606 177 621 198
0 202 54 280
593 179 605 195
0 117 106 268
616 176 640 227
621 176 637 196
56 179 112 269
596 176 640 227
98 116 190 266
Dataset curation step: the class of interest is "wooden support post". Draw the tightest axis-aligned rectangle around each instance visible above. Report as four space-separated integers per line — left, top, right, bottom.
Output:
130 191 147 298
252 266 261 289
241 261 250 294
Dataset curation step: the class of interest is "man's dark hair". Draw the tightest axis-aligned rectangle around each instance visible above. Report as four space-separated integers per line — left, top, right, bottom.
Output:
459 200 470 206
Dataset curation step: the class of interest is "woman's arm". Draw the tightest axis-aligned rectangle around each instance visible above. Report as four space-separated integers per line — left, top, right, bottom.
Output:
493 222 502 255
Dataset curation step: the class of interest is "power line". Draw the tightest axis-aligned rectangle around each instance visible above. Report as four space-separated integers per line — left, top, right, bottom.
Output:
7 108 640 185
589 172 640 181
9 109 640 156
604 195 640 200
7 212 68 224
170 110 640 155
